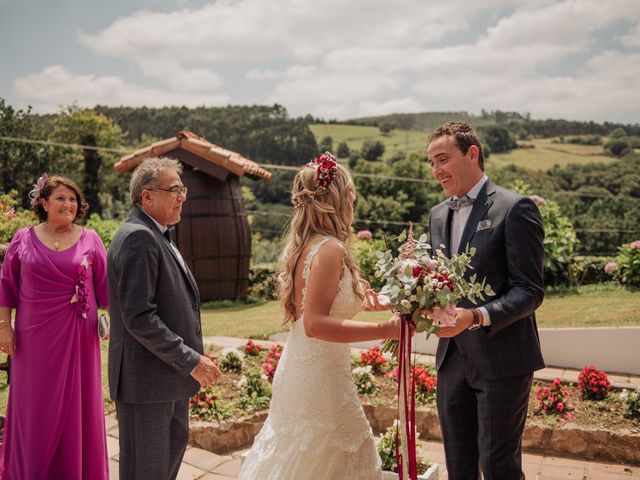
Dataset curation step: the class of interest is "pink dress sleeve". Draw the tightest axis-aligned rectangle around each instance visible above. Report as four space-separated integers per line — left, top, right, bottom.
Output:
0 228 27 308
90 229 109 308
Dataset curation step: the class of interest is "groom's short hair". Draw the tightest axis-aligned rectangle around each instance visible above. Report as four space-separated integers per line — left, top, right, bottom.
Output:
428 122 485 170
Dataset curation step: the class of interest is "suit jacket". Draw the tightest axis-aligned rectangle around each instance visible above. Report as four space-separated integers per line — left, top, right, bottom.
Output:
107 207 203 403
429 178 546 380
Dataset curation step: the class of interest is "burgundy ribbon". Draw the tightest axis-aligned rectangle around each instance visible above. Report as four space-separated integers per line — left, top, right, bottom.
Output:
396 313 418 479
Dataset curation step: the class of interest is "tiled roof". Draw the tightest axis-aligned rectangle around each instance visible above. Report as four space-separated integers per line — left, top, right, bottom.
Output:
114 130 272 181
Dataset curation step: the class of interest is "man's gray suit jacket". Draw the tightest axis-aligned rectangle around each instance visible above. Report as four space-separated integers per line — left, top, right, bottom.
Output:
428 179 546 380
107 207 203 403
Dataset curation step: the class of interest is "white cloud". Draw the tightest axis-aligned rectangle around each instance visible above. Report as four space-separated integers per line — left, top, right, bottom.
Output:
618 23 640 48
13 65 230 113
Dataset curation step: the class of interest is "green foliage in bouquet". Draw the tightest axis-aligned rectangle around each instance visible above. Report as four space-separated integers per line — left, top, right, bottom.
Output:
377 422 430 475
375 228 494 337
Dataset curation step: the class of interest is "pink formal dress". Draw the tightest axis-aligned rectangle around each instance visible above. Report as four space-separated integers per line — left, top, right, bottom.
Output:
0 226 109 480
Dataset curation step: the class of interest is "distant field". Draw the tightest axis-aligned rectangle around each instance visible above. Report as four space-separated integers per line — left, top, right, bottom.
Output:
310 124 427 160
310 124 614 171
491 138 614 171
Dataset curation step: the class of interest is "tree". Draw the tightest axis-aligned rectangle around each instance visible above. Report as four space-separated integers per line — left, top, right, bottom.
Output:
53 106 125 217
336 141 351 158
481 126 517 153
0 98 52 209
604 138 632 158
361 140 385 161
318 135 333 153
379 122 395 135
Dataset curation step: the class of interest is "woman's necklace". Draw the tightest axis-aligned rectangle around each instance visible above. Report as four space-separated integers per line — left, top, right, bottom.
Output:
44 223 74 251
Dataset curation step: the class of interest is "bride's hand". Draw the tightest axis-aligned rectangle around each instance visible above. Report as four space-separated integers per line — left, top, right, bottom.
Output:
363 289 393 312
385 313 415 340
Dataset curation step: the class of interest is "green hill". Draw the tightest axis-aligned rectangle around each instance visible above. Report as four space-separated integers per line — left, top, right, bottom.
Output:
310 123 615 171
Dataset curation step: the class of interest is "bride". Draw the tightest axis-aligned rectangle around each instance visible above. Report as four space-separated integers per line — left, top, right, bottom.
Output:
238 153 402 480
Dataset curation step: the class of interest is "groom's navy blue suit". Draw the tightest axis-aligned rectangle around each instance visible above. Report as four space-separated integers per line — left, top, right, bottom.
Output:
429 178 545 480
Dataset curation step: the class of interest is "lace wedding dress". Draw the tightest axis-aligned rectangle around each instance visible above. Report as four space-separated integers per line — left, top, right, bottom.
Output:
238 237 383 480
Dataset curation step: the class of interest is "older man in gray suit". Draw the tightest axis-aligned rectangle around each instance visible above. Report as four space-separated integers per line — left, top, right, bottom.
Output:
427 123 545 480
108 157 221 480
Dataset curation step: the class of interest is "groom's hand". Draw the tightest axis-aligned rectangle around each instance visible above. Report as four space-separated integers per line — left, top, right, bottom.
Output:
435 308 474 338
191 354 222 387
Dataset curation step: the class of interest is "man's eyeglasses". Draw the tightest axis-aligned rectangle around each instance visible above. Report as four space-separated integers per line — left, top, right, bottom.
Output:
151 186 188 197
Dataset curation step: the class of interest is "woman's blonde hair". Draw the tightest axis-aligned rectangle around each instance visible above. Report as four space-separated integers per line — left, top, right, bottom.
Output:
278 158 366 324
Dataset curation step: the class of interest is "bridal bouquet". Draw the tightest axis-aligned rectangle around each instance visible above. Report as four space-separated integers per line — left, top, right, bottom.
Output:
376 224 495 356
374 224 494 479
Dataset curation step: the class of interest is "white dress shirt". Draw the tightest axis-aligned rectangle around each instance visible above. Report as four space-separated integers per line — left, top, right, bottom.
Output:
141 209 187 271
450 174 491 326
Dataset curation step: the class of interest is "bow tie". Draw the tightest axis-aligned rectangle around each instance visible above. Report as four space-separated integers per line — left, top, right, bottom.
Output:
447 195 474 211
163 227 175 242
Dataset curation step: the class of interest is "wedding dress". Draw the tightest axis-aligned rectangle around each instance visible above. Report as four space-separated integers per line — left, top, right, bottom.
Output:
238 237 383 480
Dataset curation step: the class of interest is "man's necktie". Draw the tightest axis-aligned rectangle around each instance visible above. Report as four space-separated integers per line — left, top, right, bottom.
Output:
447 195 474 211
163 228 174 242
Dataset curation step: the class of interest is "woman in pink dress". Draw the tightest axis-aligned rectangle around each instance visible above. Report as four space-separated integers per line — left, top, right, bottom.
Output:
0 175 109 479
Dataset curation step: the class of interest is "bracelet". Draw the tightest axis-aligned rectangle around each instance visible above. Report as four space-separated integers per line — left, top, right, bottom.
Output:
467 309 481 331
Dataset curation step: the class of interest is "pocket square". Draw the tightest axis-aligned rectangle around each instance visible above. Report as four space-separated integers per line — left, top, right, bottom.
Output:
477 219 492 232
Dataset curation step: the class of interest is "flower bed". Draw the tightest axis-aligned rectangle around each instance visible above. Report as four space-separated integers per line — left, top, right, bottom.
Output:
189 344 640 465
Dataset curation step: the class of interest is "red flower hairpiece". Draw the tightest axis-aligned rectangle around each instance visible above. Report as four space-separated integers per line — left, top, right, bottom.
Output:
308 151 337 190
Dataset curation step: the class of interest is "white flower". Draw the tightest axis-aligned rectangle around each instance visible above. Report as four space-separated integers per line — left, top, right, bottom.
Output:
236 376 247 389
400 299 411 309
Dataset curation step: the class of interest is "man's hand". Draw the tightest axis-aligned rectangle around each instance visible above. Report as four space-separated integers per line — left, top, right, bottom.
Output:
435 308 474 338
191 355 222 387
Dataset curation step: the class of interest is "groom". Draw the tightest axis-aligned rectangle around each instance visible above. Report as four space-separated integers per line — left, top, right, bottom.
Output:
426 122 545 479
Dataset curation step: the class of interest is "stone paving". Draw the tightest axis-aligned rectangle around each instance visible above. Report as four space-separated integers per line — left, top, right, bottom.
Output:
105 414 640 479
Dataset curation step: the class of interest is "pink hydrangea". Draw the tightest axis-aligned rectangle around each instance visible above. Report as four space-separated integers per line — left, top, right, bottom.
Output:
356 230 373 240
604 262 618 275
629 240 640 250
430 304 457 327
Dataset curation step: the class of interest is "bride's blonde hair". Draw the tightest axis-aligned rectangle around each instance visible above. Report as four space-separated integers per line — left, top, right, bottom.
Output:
278 158 366 324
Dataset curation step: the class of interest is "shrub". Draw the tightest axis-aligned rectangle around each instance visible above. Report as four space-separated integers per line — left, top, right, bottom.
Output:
354 237 386 290
84 213 123 249
376 422 430 475
615 240 640 286
535 378 571 418
218 348 244 373
388 365 437 403
578 365 611 400
604 138 632 157
0 191 37 245
361 140 385 161
248 263 278 301
189 386 232 421
359 345 387 374
243 339 264 357
336 141 351 158
352 366 377 394
262 343 283 382
621 388 640 419
570 256 616 285
237 370 272 413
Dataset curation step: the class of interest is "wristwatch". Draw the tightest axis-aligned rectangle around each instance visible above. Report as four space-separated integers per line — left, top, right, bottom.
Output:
467 309 481 331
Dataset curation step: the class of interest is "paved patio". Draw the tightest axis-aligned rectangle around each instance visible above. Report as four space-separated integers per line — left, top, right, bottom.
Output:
105 414 640 479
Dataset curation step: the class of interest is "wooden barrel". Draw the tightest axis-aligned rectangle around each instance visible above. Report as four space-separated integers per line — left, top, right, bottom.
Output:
170 151 251 301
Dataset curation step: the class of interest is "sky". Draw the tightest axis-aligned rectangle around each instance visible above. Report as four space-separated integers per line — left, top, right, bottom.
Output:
1 0 639 123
